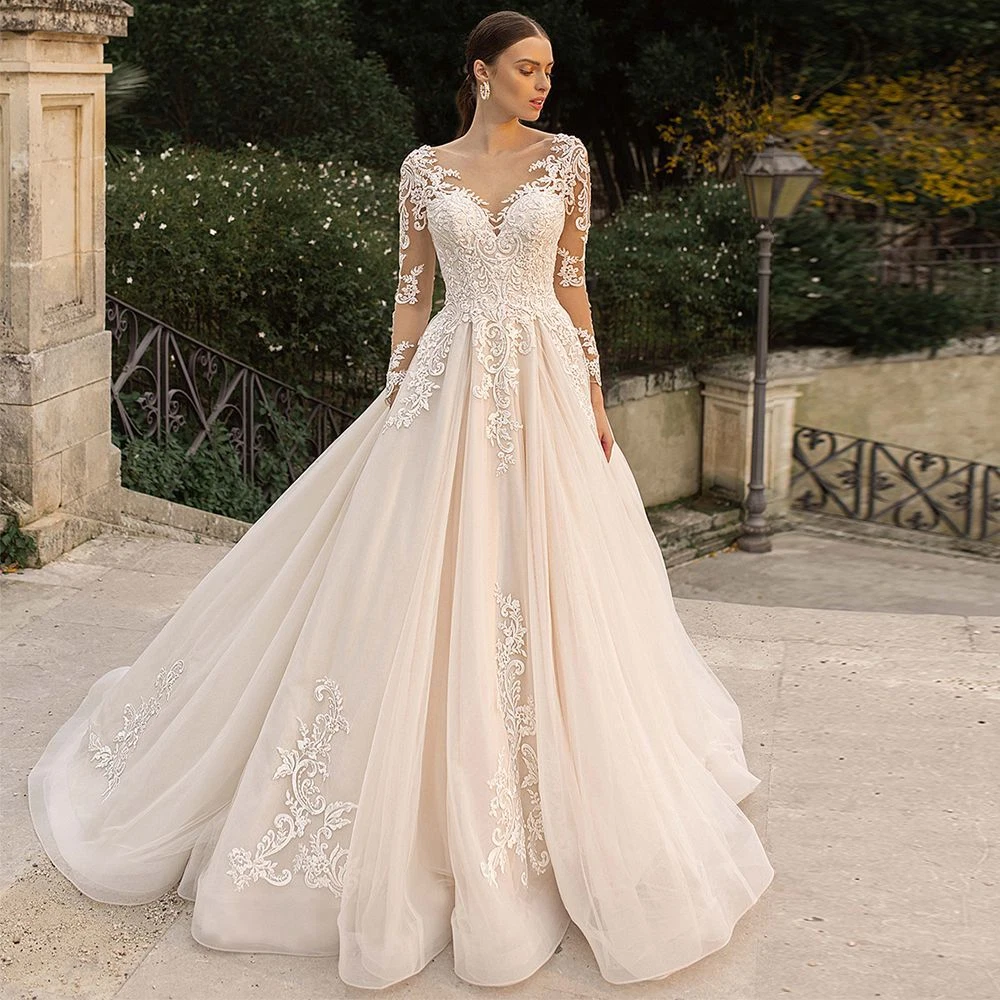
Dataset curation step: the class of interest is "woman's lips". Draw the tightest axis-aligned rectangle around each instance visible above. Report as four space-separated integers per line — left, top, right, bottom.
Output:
530 99 544 108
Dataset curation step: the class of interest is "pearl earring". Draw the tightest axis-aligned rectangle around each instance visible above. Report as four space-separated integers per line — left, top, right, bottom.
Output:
479 79 490 101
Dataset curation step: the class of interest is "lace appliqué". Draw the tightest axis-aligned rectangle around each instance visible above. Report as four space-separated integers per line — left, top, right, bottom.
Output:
226 678 358 895
87 658 185 799
547 319 598 422
472 317 535 476
423 134 574 238
575 325 602 385
381 317 455 430
562 137 592 237
394 150 443 306
556 246 584 287
384 339 415 404
481 584 550 888
394 265 423 306
382 135 592 447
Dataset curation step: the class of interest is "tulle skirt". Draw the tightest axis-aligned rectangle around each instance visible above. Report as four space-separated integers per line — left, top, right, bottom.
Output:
28 304 774 989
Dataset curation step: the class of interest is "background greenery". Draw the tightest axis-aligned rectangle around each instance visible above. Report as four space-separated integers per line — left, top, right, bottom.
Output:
101 0 999 519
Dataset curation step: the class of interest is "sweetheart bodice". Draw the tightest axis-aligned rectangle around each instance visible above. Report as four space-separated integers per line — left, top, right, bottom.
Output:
400 135 587 326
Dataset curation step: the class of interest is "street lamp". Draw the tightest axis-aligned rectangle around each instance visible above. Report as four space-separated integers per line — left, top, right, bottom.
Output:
737 134 822 552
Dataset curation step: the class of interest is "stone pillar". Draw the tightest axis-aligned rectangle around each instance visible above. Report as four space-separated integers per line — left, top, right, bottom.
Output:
0 1 133 564
698 360 817 514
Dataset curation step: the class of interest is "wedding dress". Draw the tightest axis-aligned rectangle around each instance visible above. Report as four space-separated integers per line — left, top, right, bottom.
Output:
28 131 774 990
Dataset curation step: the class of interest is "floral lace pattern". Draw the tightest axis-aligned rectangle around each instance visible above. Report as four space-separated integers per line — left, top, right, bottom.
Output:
471 316 535 476
381 315 456 430
383 339 416 404
575 325 602 386
87 658 185 799
381 134 595 473
393 149 447 306
555 245 584 287
481 583 550 888
226 678 358 895
547 317 599 422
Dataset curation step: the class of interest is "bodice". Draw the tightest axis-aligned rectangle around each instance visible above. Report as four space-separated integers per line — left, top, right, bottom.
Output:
401 135 587 327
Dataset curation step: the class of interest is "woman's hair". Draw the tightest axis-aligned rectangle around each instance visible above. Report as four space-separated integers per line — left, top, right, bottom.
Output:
454 10 550 138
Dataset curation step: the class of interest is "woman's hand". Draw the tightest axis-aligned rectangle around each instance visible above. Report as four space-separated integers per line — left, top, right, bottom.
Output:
592 389 615 462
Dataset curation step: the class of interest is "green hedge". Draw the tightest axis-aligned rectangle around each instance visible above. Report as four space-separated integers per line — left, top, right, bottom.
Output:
107 143 398 405
587 180 987 369
587 180 759 372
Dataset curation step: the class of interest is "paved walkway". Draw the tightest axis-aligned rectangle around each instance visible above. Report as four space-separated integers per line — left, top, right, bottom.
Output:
2 529 998 999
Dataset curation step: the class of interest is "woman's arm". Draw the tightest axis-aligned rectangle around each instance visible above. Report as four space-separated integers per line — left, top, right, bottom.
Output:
552 137 603 403
385 151 436 406
553 137 614 460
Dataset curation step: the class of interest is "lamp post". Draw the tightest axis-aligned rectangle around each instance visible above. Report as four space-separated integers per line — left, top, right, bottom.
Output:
737 134 822 552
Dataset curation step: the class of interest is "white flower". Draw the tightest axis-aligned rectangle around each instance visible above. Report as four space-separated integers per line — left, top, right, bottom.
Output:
126 276 133 284
810 276 821 283
227 215 235 223
159 222 167 230
209 228 217 235
133 221 141 229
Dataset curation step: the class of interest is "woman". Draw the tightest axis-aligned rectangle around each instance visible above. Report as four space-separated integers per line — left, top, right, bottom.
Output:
28 9 774 991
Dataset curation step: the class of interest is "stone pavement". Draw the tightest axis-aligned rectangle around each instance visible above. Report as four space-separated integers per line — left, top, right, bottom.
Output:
1 529 998 1000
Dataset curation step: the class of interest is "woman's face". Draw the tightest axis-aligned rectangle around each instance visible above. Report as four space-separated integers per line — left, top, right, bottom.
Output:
474 35 553 121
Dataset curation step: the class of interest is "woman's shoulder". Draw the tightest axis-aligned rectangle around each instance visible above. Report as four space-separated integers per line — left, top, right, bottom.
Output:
550 131 585 150
401 143 433 166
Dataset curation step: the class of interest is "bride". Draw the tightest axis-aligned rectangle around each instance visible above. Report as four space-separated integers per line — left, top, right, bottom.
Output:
28 8 774 991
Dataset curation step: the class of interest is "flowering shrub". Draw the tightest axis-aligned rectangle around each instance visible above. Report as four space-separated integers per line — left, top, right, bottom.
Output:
588 180 759 370
106 143 399 400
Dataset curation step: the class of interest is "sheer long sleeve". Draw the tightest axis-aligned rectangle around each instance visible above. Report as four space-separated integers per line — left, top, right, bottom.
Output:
385 151 436 405
553 138 602 389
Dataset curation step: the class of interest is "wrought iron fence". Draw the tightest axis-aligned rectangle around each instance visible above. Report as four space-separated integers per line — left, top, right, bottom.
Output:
791 425 1000 543
108 295 360 492
875 242 999 329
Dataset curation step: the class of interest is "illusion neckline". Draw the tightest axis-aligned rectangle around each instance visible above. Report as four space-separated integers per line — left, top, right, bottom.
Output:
421 134 567 234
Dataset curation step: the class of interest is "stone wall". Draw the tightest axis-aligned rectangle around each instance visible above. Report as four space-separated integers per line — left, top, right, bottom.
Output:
794 339 1000 465
604 333 1000 508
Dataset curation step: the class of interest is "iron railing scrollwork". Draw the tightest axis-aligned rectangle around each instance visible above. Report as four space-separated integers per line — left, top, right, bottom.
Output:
791 425 999 543
108 295 360 496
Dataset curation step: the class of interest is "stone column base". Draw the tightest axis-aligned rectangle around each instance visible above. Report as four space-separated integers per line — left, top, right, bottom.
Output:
698 361 818 508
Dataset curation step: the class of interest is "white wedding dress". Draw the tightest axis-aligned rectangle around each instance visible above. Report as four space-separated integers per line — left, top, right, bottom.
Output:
28 131 774 990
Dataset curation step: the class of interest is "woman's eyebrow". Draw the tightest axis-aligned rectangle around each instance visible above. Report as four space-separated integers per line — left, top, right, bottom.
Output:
515 58 554 67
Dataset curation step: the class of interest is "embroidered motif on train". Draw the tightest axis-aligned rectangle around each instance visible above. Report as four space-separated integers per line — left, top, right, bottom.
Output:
87 658 185 799
226 678 358 895
481 583 550 888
